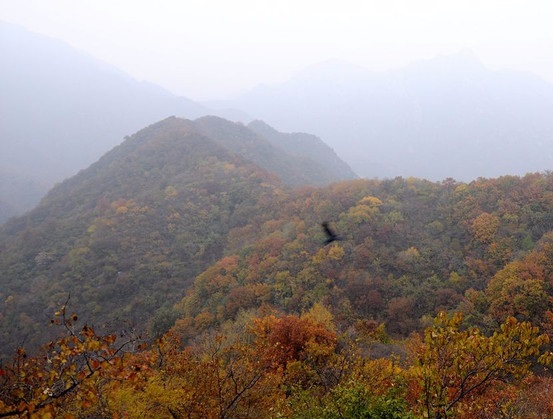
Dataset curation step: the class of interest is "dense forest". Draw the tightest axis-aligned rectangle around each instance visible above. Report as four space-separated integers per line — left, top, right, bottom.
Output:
0 116 356 353
2 117 553 416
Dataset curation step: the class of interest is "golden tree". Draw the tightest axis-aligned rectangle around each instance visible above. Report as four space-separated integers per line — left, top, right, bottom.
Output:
410 312 551 418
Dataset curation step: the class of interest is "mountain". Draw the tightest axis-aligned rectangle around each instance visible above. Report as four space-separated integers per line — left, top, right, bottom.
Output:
215 52 553 181
170 171 553 344
4 115 553 366
0 114 357 355
5 136 553 414
0 22 209 222
247 119 357 181
193 116 357 186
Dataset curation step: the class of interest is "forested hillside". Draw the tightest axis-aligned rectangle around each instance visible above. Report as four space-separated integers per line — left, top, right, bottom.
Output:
0 115 356 355
0 117 287 353
3 172 553 417
3 116 553 416
174 173 553 340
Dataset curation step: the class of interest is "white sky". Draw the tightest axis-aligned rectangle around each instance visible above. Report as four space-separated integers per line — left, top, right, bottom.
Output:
2 0 553 101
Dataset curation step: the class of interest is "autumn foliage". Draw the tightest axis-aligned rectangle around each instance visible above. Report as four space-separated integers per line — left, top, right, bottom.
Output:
408 312 551 418
0 306 143 417
5 151 553 416
2 305 552 418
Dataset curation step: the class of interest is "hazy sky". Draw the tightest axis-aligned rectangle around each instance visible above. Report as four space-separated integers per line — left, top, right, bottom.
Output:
2 0 552 100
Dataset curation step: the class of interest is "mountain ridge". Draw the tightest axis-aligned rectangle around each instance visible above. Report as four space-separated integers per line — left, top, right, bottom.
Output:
193 116 357 186
247 119 357 181
215 51 553 181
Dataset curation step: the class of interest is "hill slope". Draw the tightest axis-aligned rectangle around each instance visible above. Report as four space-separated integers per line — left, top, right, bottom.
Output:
0 116 286 354
0 114 357 355
247 119 357 181
193 116 357 186
5 115 553 360
173 172 553 340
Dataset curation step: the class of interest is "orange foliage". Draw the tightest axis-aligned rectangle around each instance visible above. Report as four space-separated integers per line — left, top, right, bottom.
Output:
252 314 337 370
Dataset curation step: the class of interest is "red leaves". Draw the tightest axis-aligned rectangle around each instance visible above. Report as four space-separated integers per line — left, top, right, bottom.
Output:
253 314 337 370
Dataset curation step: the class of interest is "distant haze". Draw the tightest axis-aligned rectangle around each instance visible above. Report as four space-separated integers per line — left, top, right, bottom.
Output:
1 1 553 101
215 51 553 181
3 1 553 218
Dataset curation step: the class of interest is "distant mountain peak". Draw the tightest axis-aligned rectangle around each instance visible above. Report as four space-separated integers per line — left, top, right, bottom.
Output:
193 116 357 186
246 120 358 181
223 49 553 181
404 48 486 76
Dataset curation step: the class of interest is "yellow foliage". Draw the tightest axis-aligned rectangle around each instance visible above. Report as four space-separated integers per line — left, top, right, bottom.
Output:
328 244 345 260
358 357 403 395
358 195 383 207
115 205 128 214
471 212 500 244
303 302 335 331
194 310 215 329
410 311 550 418
347 204 377 223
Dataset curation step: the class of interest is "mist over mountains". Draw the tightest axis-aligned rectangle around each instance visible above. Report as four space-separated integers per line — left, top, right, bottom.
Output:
5 21 553 223
0 22 206 220
217 51 553 181
0 22 352 222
